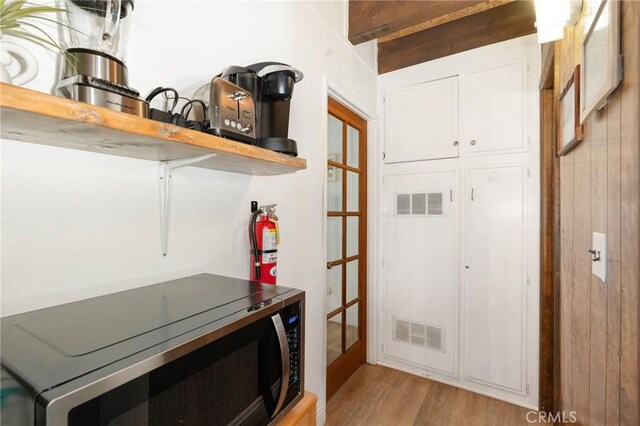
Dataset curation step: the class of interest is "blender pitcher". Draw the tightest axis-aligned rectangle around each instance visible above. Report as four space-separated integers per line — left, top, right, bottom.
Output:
64 0 132 58
57 0 149 117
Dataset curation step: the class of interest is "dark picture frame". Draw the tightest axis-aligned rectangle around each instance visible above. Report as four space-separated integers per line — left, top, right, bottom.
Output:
580 0 622 123
558 65 584 156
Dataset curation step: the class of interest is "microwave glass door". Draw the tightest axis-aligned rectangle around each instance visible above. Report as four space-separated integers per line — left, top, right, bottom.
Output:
66 307 299 426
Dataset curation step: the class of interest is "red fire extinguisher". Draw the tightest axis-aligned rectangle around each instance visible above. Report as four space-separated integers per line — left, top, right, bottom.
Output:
249 202 279 285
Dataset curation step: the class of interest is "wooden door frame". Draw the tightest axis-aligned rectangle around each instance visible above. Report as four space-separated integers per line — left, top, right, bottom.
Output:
326 96 368 399
539 42 560 413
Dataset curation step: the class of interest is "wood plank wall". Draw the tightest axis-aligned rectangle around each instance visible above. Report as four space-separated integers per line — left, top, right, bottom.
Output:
555 1 639 424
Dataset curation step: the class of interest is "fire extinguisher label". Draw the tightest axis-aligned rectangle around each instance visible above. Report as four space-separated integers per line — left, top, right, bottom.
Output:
269 266 277 277
263 252 277 264
262 228 277 251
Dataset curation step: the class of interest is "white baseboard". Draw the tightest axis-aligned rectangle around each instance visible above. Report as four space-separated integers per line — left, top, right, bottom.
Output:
316 399 326 425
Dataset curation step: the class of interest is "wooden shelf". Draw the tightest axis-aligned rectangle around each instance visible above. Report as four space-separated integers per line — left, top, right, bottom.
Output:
0 83 306 175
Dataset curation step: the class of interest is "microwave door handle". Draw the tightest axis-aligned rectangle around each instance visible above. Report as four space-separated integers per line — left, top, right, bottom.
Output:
270 313 290 418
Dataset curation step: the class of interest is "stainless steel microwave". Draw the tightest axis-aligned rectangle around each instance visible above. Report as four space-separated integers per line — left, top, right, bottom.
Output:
0 274 304 425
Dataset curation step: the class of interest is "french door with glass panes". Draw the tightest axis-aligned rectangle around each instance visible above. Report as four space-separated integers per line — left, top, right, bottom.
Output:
326 97 367 399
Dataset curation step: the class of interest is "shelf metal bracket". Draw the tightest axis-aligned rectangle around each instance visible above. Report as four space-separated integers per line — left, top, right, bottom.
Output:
158 154 216 256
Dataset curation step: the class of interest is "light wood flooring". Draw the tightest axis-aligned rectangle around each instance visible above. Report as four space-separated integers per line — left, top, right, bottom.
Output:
326 364 533 426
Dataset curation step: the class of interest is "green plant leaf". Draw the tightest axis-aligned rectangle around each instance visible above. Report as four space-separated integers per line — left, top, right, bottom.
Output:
2 5 64 23
1 0 28 18
3 28 59 50
16 20 61 49
18 13 79 33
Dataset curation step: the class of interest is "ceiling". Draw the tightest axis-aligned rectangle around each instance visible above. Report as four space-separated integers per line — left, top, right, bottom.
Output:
349 0 537 74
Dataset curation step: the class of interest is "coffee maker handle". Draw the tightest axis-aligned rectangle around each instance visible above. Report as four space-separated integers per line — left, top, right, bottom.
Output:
99 0 121 53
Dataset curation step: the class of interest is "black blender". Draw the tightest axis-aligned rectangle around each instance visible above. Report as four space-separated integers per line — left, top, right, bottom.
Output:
57 0 148 117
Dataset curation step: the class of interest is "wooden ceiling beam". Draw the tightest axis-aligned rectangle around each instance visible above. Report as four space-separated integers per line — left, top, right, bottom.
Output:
349 0 486 45
378 0 515 43
378 1 537 74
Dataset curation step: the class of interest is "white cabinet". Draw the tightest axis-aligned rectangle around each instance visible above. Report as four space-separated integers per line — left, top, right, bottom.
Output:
378 35 540 407
466 62 527 155
463 165 527 393
385 62 528 162
385 76 459 163
384 171 457 375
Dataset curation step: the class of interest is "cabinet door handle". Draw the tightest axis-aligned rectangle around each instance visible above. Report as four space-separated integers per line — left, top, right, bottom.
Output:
471 188 475 201
450 190 453 202
470 139 477 146
453 140 459 147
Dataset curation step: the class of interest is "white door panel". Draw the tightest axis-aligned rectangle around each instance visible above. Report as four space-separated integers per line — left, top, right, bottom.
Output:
464 165 526 392
384 171 457 374
386 76 459 163
467 62 526 155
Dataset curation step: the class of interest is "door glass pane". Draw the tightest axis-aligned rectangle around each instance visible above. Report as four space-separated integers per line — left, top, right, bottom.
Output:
346 303 359 350
327 314 342 365
328 114 343 163
327 217 342 261
346 217 359 257
347 125 359 168
346 260 359 303
327 265 342 313
347 171 359 211
327 167 343 211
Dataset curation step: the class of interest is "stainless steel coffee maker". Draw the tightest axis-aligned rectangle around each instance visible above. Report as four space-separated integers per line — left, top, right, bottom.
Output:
57 0 148 116
220 62 303 156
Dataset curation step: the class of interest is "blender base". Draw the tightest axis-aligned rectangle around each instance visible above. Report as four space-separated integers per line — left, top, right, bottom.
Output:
58 79 149 117
57 49 149 117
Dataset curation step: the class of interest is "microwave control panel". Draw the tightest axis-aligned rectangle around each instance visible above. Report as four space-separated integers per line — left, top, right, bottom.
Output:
286 326 300 385
282 303 302 387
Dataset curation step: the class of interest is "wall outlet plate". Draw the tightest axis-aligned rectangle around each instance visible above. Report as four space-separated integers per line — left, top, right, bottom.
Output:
592 232 607 282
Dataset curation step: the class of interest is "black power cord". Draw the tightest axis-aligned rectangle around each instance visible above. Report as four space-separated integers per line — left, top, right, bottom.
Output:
249 209 261 280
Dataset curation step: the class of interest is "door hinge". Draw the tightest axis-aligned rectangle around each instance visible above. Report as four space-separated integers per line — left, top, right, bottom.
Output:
526 383 530 394
527 61 531 72
381 343 385 353
382 151 386 160
382 176 385 185
527 277 530 286
620 55 624 80
382 258 385 268
527 135 531 145
383 96 386 104
527 168 531 177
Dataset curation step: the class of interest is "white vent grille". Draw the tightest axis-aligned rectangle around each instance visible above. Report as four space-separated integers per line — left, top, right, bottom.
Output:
394 318 410 342
395 192 445 216
411 193 427 215
396 194 411 215
427 193 444 215
410 322 426 346
393 317 445 352
426 325 444 351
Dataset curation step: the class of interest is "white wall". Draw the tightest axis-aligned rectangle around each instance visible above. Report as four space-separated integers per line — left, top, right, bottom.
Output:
0 0 377 420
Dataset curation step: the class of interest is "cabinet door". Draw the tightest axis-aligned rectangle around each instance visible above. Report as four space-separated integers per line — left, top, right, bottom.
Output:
464 165 526 393
385 76 459 163
384 171 457 375
467 62 526 155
